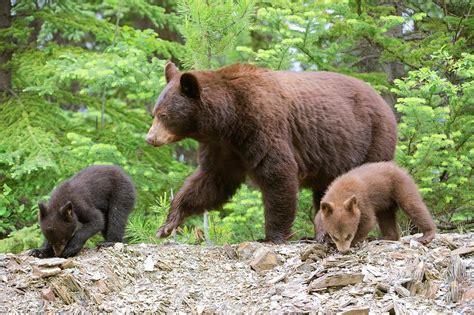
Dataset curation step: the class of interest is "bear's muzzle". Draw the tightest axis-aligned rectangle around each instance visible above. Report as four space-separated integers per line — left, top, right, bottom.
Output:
146 118 180 146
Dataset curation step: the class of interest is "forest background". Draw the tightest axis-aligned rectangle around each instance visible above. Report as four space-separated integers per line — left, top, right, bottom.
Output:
0 0 472 252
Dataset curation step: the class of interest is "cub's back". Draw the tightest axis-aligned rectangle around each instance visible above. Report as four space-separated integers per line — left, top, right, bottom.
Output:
328 162 408 203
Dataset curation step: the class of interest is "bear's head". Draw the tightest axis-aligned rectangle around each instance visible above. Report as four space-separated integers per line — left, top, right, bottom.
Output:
146 62 208 147
38 201 77 257
320 195 360 253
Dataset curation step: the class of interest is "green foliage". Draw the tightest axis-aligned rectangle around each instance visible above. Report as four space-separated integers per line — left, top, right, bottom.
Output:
394 52 473 225
0 225 42 254
178 0 255 69
218 185 265 243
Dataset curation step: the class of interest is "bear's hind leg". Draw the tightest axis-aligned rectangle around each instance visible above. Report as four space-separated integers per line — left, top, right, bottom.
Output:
375 205 400 241
104 207 128 243
394 176 436 244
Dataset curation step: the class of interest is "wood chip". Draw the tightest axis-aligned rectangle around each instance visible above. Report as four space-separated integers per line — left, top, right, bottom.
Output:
308 273 364 292
32 266 62 278
451 246 474 256
394 284 411 297
41 287 56 301
337 306 369 315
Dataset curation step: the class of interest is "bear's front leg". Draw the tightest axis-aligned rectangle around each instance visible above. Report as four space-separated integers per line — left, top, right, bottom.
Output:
156 167 245 239
254 148 299 244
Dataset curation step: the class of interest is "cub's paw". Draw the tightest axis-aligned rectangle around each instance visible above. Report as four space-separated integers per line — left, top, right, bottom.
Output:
96 242 118 249
28 248 47 258
61 246 82 258
314 233 330 244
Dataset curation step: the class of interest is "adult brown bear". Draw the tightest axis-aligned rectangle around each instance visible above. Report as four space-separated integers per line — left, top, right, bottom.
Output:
146 62 397 243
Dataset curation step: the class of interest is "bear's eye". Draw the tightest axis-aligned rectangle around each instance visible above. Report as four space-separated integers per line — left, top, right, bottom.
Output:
332 235 339 242
345 234 352 241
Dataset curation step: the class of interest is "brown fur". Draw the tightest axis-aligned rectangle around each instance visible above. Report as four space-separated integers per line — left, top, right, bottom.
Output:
146 62 397 243
314 161 436 252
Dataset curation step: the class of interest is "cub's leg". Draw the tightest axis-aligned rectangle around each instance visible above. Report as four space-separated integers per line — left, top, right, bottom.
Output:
29 240 54 258
375 205 400 241
104 187 135 243
312 190 327 242
351 210 377 245
62 210 105 258
393 175 436 244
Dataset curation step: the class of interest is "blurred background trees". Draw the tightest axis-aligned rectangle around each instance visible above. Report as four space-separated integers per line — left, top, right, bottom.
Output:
0 0 472 252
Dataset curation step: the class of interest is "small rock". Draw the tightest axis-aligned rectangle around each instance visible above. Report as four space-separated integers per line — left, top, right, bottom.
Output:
60 260 75 269
223 244 238 259
32 266 62 278
143 255 155 272
308 273 364 292
237 242 262 260
88 271 103 281
451 246 474 256
113 242 125 252
462 287 474 302
250 247 280 271
41 287 56 301
394 284 411 298
31 257 68 268
337 306 369 315
300 244 327 261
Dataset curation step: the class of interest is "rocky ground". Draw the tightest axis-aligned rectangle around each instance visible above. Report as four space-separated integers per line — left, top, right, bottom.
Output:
0 233 473 314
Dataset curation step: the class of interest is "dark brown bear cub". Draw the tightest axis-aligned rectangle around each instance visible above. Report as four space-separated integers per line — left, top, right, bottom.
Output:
29 165 135 258
314 162 436 252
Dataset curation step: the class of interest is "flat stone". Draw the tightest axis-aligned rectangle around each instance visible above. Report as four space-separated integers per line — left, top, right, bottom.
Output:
113 243 125 252
32 266 62 278
308 273 364 292
237 242 262 260
462 287 474 302
31 257 68 268
250 247 280 271
143 255 155 272
451 246 474 256
337 306 369 315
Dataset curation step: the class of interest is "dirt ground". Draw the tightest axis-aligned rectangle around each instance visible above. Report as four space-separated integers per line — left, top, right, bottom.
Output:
0 233 473 313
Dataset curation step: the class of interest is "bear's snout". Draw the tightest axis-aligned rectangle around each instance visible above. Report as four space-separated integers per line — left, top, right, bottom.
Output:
146 118 180 146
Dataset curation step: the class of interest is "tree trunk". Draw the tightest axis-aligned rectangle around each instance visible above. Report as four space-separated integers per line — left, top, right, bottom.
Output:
0 0 12 94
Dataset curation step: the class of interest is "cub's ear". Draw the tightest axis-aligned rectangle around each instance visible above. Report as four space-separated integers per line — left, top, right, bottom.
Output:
38 202 48 220
60 201 74 222
343 195 358 213
320 201 334 217
165 61 178 83
180 72 200 99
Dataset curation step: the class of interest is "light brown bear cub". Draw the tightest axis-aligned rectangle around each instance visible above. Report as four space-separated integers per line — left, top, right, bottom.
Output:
314 161 436 252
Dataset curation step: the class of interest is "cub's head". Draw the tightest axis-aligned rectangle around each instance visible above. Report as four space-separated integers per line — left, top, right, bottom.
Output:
38 201 77 257
320 195 360 253
146 62 203 147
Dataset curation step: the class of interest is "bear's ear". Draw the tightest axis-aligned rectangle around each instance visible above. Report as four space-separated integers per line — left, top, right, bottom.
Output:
321 201 334 217
343 195 358 213
59 201 74 222
38 202 48 220
180 73 200 99
165 61 178 83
